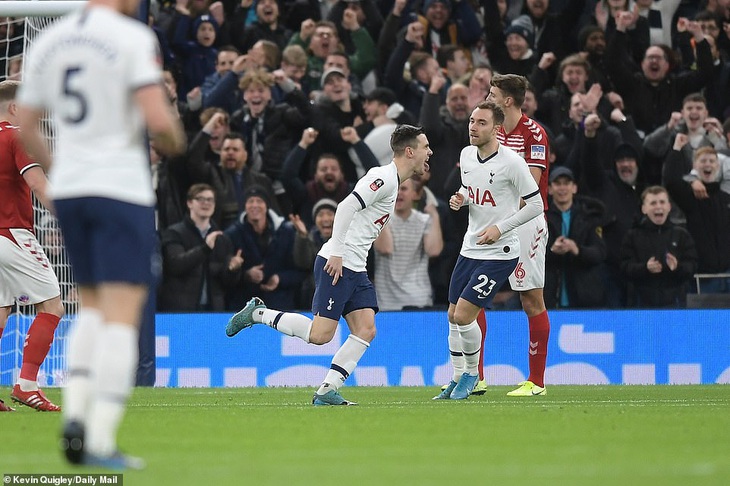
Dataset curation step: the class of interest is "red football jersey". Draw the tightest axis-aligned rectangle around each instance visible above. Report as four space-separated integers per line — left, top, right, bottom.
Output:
0 121 39 230
496 114 550 211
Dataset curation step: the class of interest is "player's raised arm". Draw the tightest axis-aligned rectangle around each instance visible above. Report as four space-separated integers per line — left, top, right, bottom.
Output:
135 84 186 157
22 166 53 212
17 107 52 172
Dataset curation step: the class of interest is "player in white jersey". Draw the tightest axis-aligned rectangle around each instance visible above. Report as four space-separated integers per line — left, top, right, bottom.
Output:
226 125 432 405
434 101 542 400
17 0 186 470
487 73 552 397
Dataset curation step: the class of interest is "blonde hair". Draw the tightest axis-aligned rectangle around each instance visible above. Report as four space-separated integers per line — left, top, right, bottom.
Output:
253 40 281 70
0 79 20 104
199 107 228 126
693 146 717 162
282 45 308 68
239 68 274 91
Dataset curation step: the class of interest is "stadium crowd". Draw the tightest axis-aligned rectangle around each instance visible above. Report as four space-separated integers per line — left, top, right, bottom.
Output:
6 0 730 311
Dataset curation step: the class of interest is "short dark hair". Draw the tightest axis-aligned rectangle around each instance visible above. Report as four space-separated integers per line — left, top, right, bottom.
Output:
223 132 246 145
490 74 528 107
436 44 461 68
326 51 350 69
694 9 722 29
474 100 505 126
390 125 425 156
682 92 707 107
408 51 432 80
317 153 342 168
187 183 215 200
217 45 240 60
645 44 677 71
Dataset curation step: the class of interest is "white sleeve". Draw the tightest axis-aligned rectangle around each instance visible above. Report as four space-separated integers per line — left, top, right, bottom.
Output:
129 27 163 89
326 193 362 257
496 159 542 234
496 193 542 234
458 184 470 206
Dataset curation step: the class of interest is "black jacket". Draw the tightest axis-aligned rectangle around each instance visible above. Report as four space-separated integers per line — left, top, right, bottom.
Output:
664 149 730 273
605 31 713 136
186 131 279 230
620 217 697 307
159 217 239 312
224 211 307 311
545 195 608 308
308 98 370 183
578 137 646 268
280 143 376 226
418 93 469 199
230 91 309 183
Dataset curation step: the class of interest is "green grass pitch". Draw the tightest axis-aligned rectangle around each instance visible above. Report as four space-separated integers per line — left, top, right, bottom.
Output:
1 385 729 485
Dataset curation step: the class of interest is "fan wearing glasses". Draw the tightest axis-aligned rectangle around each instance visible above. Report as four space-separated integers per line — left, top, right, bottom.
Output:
158 183 244 312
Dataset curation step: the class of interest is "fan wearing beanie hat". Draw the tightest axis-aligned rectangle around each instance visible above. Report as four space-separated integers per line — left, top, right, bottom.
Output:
223 182 306 312
173 13 219 98
243 185 272 210
505 19 534 47
418 0 481 47
422 0 452 15
311 198 338 221
192 14 219 48
484 14 539 78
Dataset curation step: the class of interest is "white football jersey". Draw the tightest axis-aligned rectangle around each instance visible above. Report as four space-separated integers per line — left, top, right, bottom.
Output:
319 162 399 272
18 7 162 206
458 144 540 260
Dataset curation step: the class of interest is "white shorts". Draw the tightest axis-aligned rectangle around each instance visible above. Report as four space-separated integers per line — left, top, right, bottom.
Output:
0 228 61 307
508 215 548 291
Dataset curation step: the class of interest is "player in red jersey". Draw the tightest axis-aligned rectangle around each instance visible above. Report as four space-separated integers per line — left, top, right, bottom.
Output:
486 74 551 396
0 80 64 411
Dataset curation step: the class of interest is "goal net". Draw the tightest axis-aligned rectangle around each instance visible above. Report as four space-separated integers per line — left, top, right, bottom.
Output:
0 10 80 387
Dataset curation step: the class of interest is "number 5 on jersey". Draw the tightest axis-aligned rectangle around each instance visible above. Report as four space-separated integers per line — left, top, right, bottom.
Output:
63 66 87 124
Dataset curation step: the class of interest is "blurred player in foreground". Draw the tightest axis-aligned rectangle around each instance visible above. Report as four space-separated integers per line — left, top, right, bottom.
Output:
226 125 432 406
17 0 186 469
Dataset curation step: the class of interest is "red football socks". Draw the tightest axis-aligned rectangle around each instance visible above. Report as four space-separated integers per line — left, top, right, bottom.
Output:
19 313 60 381
527 310 550 387
476 310 487 381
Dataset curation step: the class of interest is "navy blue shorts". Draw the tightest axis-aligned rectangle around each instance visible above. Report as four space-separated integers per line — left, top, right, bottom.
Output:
448 255 518 308
311 256 379 320
54 197 157 285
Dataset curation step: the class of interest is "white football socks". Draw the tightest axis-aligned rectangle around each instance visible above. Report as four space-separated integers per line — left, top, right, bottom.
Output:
448 322 465 382
317 334 369 395
256 309 312 342
17 378 37 392
85 323 138 457
457 321 481 376
63 307 103 425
